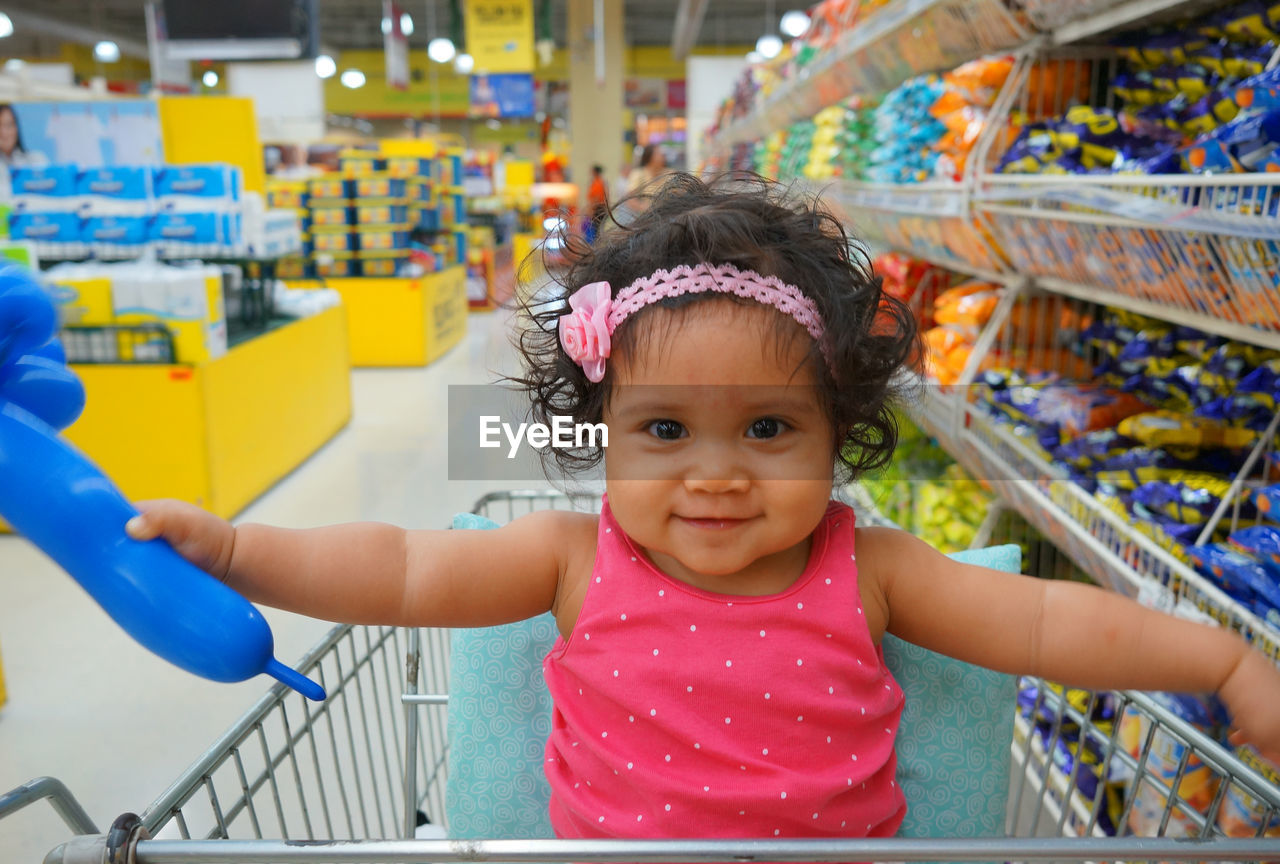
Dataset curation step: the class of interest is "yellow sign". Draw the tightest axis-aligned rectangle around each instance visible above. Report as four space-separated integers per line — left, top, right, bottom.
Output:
465 0 535 74
325 52 471 117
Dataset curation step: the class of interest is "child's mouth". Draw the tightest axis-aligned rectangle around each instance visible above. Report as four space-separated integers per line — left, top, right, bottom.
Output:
677 516 752 530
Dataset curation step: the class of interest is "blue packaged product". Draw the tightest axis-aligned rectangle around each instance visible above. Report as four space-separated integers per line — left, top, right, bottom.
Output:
1187 542 1280 611
1196 394 1275 429
1131 478 1247 524
82 215 150 246
1214 0 1280 43
1131 499 1217 545
1255 482 1280 523
1228 524 1280 570
1192 545 1280 611
1233 64 1280 111
77 166 155 204
8 212 82 243
150 211 224 245
155 164 243 203
10 164 80 198
1216 108 1280 169
1051 430 1139 469
1238 358 1280 397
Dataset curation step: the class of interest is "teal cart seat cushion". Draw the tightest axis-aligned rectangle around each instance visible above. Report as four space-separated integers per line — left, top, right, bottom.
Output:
445 512 1018 839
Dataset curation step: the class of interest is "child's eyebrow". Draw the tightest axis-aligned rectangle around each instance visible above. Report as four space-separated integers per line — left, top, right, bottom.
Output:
610 388 821 418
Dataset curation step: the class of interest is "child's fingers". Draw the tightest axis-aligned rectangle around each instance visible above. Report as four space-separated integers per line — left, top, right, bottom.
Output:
125 513 160 540
126 499 183 541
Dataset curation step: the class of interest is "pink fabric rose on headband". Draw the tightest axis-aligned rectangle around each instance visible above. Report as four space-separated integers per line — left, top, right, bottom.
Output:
559 281 613 382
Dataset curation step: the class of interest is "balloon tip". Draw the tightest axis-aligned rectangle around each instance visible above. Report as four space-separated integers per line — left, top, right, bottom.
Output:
265 658 326 701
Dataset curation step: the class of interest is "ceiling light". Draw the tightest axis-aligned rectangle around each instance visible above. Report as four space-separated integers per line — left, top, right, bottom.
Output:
202 70 219 87
486 118 501 130
315 54 337 78
0 13 13 39
340 69 366 89
428 37 456 63
400 13 414 36
4 58 24 72
94 40 121 63
454 52 474 74
746 50 764 64
755 34 782 59
780 10 811 38
381 16 392 35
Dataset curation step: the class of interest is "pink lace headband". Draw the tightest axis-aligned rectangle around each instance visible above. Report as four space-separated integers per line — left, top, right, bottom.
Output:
558 262 826 382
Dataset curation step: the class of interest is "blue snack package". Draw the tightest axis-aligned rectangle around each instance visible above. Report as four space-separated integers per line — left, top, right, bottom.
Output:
1130 479 1237 525
1233 64 1280 111
1218 0 1280 43
1051 429 1139 469
1187 543 1267 602
1223 42 1274 78
1183 138 1241 173
1228 524 1280 570
1218 108 1280 169
1187 542 1280 610
1130 501 1210 545
1255 482 1280 523
1115 71 1159 106
1238 357 1280 398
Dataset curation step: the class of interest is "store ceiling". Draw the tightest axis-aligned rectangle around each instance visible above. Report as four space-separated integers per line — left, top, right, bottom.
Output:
2 1 785 57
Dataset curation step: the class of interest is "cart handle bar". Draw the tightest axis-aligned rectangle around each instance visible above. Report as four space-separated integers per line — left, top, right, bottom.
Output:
0 777 98 836
44 836 1280 864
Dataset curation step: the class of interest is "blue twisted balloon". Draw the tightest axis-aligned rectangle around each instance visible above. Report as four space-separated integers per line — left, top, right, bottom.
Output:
0 263 324 700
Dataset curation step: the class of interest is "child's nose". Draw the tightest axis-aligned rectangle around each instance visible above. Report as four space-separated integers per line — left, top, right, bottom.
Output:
683 474 750 494
682 453 750 494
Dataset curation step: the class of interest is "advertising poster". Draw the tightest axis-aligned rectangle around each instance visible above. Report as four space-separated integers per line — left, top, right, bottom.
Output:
625 78 667 112
5 101 164 168
470 73 535 118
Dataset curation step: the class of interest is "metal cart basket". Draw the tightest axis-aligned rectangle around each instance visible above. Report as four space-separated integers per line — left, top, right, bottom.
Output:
11 490 1280 863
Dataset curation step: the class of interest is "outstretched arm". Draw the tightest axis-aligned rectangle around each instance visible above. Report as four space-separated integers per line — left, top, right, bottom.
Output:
128 500 591 628
858 526 1280 763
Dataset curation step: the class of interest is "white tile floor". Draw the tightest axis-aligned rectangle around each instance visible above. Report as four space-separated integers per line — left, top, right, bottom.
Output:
0 309 527 862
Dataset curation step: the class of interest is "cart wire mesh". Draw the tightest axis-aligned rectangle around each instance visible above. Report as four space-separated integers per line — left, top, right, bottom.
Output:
24 491 1280 863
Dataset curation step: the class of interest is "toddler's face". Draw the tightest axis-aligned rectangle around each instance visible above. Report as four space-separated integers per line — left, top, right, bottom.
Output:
602 301 836 596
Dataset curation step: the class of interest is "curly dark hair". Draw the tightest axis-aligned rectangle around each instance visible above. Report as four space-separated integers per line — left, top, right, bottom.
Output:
511 173 920 483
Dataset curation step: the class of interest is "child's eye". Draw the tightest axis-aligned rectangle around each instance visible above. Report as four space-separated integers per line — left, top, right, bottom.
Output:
747 418 787 439
647 420 686 440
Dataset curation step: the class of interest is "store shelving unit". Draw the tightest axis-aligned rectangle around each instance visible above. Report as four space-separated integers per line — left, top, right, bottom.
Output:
711 0 1030 153
706 0 1280 669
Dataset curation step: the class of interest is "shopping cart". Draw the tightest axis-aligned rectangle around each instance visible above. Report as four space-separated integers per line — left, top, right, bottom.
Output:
8 490 1280 863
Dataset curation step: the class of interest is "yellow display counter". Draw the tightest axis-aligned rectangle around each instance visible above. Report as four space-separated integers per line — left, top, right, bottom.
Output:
61 305 352 519
289 265 468 367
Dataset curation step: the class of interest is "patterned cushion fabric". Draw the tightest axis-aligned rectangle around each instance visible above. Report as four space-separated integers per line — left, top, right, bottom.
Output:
882 544 1019 838
444 513 1018 839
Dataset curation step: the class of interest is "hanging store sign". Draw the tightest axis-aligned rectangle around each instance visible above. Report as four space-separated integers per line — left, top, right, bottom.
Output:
384 0 410 90
465 0 535 74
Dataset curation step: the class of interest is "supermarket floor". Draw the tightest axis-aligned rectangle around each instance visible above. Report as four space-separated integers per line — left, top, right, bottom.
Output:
0 307 526 863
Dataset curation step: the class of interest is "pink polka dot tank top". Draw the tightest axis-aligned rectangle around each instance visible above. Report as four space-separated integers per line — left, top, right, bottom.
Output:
542 498 906 839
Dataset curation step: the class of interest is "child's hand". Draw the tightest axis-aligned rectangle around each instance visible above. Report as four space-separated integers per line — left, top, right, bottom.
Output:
1219 648 1280 767
126 499 237 584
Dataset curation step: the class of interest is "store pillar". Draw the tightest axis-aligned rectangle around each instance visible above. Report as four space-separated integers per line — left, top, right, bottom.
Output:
567 0 625 209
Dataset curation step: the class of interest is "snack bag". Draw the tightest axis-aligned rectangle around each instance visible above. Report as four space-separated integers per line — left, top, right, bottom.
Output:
1255 483 1280 523
1118 411 1259 453
943 56 1015 107
1120 693 1225 838
1217 743 1280 837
